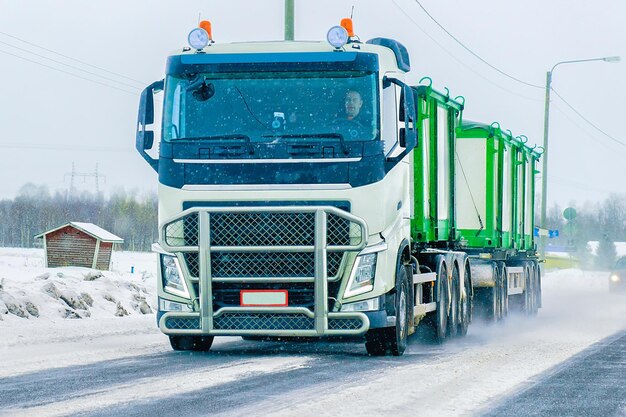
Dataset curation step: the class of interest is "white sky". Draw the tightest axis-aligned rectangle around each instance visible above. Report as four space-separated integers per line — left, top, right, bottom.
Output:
0 0 624 206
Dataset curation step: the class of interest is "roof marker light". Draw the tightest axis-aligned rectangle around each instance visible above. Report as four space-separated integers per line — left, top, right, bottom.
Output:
327 25 348 49
340 18 355 38
199 20 213 41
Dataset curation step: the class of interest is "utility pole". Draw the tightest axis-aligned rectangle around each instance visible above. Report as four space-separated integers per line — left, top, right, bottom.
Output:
539 56 620 259
539 71 552 259
284 0 294 41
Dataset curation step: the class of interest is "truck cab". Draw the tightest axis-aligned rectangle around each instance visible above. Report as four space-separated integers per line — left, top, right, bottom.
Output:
136 21 418 354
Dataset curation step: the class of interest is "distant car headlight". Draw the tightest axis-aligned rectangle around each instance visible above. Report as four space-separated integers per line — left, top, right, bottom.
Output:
610 274 621 283
344 253 377 298
161 255 190 298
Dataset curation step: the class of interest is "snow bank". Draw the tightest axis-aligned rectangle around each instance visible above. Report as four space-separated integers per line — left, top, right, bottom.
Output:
0 248 158 347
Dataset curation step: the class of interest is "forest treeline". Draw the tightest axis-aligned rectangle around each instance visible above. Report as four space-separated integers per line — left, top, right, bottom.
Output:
544 194 625 269
1 184 624 265
0 184 157 251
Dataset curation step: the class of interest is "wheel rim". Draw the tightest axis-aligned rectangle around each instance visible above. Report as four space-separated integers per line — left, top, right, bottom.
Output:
439 264 448 336
399 284 407 339
449 271 458 335
461 273 469 324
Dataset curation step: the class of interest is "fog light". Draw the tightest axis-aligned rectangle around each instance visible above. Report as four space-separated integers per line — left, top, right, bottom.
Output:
341 297 379 312
327 25 348 49
159 298 192 312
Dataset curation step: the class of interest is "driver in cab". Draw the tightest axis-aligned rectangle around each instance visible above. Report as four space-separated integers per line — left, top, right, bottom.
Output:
344 89 363 122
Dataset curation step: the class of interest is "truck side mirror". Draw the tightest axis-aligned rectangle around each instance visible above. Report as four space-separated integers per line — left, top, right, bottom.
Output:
136 80 164 172
385 78 417 165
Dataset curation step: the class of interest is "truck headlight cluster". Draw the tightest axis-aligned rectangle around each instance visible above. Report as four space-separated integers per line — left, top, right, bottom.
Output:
345 253 377 298
161 255 190 298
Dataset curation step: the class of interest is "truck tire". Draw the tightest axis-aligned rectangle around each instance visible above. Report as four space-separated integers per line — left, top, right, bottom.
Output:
447 264 460 338
535 262 542 309
499 262 508 320
422 256 449 343
365 264 410 356
523 263 535 316
169 335 214 352
458 260 471 337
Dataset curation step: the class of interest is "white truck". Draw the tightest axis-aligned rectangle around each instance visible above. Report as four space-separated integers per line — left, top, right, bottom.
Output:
136 20 541 356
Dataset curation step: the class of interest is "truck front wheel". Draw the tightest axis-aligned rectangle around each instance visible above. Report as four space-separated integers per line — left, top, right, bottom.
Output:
365 265 410 356
169 335 214 352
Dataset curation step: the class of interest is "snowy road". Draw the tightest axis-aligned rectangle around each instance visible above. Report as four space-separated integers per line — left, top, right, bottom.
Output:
482 330 626 416
1 259 626 416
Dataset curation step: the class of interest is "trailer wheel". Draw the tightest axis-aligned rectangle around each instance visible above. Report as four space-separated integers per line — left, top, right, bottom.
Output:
423 256 449 343
458 261 471 337
529 262 539 316
523 263 535 316
535 262 542 309
365 263 410 356
169 335 214 352
447 264 460 338
499 262 508 320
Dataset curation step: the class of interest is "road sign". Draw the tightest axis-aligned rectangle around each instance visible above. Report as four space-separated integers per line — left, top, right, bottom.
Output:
563 207 577 221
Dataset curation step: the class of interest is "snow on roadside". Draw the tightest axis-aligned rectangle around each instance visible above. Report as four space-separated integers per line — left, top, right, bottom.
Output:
0 248 158 348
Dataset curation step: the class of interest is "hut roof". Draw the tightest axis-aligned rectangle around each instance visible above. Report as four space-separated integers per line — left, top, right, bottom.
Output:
34 222 123 243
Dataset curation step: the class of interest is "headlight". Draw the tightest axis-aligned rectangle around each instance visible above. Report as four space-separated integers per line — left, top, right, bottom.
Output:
161 255 190 298
344 253 377 298
610 274 621 283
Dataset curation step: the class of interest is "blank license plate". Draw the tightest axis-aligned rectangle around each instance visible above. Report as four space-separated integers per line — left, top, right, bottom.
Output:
240 290 288 307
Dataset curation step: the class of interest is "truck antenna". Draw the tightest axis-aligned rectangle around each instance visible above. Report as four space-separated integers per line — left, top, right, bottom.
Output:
350 5 355 19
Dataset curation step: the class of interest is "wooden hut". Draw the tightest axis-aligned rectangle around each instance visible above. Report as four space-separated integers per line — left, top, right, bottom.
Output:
35 222 123 270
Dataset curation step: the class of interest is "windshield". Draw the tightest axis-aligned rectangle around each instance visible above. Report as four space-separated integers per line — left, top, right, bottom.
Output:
162 71 379 143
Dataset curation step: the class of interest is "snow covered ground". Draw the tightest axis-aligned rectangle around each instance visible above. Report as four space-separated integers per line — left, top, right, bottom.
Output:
0 248 164 378
1 249 625 416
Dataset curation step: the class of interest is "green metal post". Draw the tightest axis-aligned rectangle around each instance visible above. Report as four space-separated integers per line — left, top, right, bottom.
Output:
284 0 295 41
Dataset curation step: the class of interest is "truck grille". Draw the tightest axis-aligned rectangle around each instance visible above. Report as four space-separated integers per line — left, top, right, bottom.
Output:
212 313 363 331
183 251 344 279
214 312 315 330
169 210 360 279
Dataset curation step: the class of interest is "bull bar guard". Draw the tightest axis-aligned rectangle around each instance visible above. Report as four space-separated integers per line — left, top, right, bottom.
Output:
157 205 370 336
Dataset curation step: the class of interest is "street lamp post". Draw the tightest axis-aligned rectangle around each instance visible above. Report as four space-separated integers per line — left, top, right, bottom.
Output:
539 56 621 258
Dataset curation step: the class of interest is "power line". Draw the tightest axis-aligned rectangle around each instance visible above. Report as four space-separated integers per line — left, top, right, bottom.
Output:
0 30 147 86
552 175 618 195
0 48 138 96
551 103 626 158
551 88 626 148
390 0 542 102
411 0 544 90
0 39 142 91
0 142 131 152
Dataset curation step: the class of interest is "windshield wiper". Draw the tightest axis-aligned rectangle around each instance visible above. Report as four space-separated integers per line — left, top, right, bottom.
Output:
185 134 255 155
261 133 349 155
